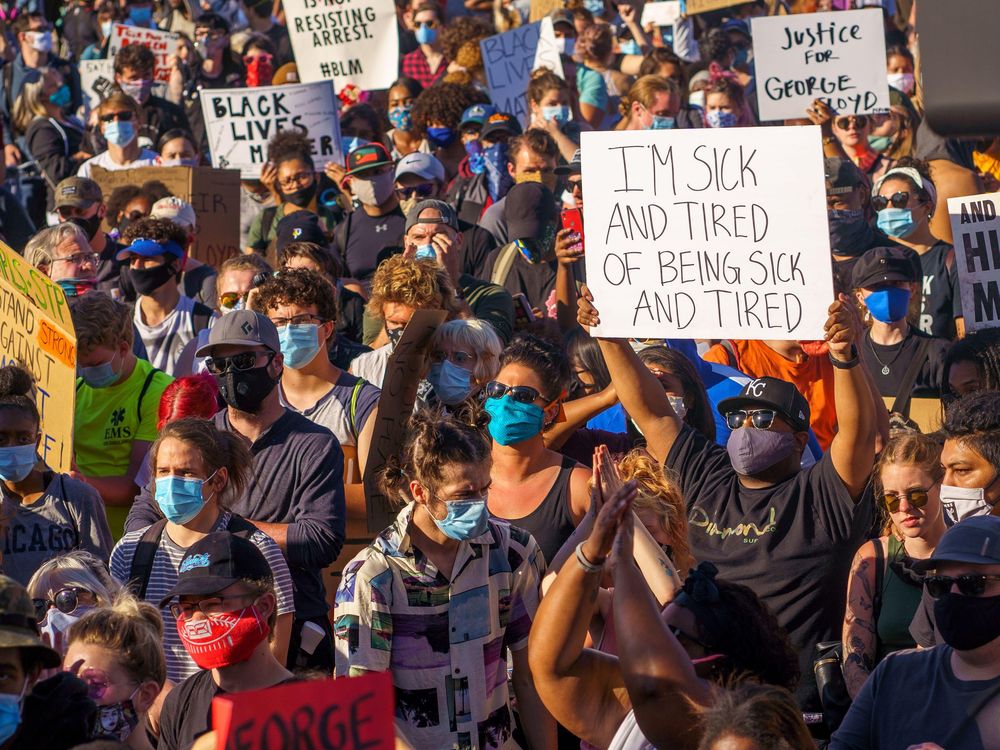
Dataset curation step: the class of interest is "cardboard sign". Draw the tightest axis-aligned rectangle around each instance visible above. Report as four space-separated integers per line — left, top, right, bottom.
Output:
529 0 562 22
751 9 889 122
642 1 682 28
212 672 394 750
683 0 747 13
0 241 76 473
284 0 399 91
947 192 1000 333
480 19 565 127
91 165 241 268
581 126 834 340
364 308 447 532
108 24 181 85
200 81 343 180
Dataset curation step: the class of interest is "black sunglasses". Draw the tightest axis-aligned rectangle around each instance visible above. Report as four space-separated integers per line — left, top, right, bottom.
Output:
395 183 436 199
33 587 86 621
873 191 912 212
725 409 777 430
881 488 930 513
485 381 542 405
835 115 868 129
205 350 273 375
99 110 134 123
924 574 1000 599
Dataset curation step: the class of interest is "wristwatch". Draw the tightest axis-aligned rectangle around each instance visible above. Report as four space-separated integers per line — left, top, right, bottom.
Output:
829 345 859 369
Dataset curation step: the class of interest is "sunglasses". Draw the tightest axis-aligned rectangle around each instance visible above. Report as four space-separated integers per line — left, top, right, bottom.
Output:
416 19 438 28
835 115 868 129
485 381 542 405
725 409 778 430
924 574 1000 599
205 350 272 375
219 291 241 309
396 183 436 199
99 110 134 123
872 191 912 212
881 488 930 513
33 587 87 621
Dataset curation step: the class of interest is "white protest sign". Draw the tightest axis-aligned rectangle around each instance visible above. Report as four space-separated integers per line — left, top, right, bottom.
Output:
642 1 681 28
947 193 1000 333
581 126 834 340
480 19 565 127
108 24 181 85
79 59 116 115
199 81 342 179
750 9 889 122
284 0 399 91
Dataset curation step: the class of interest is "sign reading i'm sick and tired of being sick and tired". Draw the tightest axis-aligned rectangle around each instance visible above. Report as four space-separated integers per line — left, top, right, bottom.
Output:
581 126 834 341
948 192 1000 333
750 9 889 122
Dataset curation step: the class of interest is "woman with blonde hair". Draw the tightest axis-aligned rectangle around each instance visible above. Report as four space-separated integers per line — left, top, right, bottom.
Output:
617 75 681 131
425 318 503 407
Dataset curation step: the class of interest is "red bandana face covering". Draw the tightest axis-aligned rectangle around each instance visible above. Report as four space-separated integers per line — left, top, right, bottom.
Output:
176 606 270 670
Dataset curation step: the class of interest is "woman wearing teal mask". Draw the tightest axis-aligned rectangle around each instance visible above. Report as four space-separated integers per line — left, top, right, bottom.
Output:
109 417 295 682
485 335 592 565
0 365 113 588
427 319 503 408
335 409 557 748
527 69 580 162
616 74 680 132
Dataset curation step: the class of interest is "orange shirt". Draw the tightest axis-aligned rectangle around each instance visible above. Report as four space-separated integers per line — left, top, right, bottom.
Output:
704 340 838 450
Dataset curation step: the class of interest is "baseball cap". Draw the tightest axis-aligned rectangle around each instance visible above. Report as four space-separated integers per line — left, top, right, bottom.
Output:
507 182 558 241
851 246 921 288
913 516 1000 572
555 149 582 176
195 310 280 358
395 152 446 183
346 142 393 177
824 157 865 195
275 211 327 252
115 237 186 262
716 377 811 433
0 576 60 668
405 199 459 234
151 196 196 232
549 8 574 29
480 112 523 141
460 103 497 128
158 532 274 607
54 176 102 210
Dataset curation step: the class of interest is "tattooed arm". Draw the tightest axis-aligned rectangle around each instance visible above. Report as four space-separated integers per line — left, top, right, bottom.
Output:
842 539 882 699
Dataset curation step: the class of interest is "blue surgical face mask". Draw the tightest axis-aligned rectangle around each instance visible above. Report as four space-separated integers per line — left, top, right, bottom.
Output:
426 126 456 149
155 471 217 525
104 119 136 148
128 5 152 24
79 352 120 388
876 207 918 238
650 114 675 130
868 134 893 153
429 495 489 540
484 395 546 446
542 105 571 125
707 110 738 128
0 682 25 745
415 23 438 45
49 84 71 109
428 360 473 405
0 443 38 483
583 0 604 15
278 323 323 369
464 140 485 175
415 244 436 260
388 106 412 132
864 287 911 323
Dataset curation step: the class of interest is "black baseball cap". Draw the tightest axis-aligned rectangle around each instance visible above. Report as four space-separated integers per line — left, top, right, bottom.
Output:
717 377 811 433
507 182 558 241
275 210 327 252
851 245 921 288
480 112 523 141
159 532 273 607
913 516 1000 572
825 157 865 195
345 142 393 177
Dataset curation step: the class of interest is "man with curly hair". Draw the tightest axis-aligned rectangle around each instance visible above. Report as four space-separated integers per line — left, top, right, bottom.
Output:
411 81 491 180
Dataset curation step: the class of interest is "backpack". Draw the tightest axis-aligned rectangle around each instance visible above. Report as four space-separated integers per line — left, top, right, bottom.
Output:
490 242 521 288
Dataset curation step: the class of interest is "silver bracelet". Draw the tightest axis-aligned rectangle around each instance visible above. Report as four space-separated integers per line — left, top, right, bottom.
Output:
575 542 604 573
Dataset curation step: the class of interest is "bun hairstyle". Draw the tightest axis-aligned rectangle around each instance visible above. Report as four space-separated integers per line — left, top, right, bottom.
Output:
381 407 491 505
527 68 569 106
0 364 39 427
151 417 252 506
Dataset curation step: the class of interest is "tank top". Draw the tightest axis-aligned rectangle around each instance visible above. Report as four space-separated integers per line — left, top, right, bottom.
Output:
495 456 577 565
876 536 923 661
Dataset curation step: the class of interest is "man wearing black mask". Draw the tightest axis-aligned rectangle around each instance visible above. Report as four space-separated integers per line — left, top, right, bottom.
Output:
125 310 347 673
54 176 124 296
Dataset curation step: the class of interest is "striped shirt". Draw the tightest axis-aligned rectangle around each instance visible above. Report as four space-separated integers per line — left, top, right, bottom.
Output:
109 512 295 683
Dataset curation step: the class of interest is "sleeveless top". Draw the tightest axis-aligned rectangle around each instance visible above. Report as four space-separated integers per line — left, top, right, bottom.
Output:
495 456 577 565
608 710 655 750
876 536 923 661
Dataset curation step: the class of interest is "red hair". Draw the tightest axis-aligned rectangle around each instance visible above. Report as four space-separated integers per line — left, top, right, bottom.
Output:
157 374 219 430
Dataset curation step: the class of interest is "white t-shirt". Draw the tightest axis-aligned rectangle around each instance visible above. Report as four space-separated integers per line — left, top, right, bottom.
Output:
77 149 158 178
133 295 216 377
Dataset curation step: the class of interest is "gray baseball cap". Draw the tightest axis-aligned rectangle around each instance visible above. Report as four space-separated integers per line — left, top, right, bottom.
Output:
405 199 460 234
195 310 279 358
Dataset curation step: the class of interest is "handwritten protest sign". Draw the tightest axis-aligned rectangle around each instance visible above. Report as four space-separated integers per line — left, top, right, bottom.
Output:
213 671 394 750
284 0 399 91
481 19 564 127
642 1 682 28
0 242 76 473
79 60 116 116
751 9 889 122
200 81 342 179
947 192 1000 333
364 308 447 532
92 165 241 267
581 126 834 340
108 24 180 85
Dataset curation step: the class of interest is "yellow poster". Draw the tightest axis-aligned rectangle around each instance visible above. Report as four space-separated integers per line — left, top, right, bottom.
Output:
0 241 76 472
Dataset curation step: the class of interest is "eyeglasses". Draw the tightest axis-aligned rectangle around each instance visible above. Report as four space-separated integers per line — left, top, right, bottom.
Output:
269 313 324 328
33 587 88 621
168 593 259 620
725 409 778 430
277 171 314 189
52 251 99 266
395 183 436 199
204 350 272 374
924 574 1000 599
881 488 930 513
485 380 542 404
872 191 912 212
431 349 475 366
99 110 134 123
835 115 869 129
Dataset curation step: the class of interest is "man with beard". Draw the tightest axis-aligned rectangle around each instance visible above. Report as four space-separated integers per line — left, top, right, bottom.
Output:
53 177 124 296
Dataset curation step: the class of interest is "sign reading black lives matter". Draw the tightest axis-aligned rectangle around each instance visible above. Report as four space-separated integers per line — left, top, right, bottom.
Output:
285 0 399 91
581 126 834 340
948 192 1000 333
750 9 889 122
200 81 342 179
480 19 564 127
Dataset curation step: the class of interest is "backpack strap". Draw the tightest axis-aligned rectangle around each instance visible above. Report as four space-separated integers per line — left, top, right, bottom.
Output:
224 513 259 538
872 538 885 640
135 367 158 425
490 242 520 287
348 377 365 441
719 339 738 369
254 206 279 251
191 301 214 337
128 519 169 601
889 336 931 417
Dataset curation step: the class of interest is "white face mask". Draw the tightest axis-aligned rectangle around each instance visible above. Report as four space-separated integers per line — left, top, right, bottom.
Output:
939 483 996 524
27 30 53 53
887 71 915 96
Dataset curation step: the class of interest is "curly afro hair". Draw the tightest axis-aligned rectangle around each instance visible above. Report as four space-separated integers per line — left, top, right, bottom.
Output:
440 16 493 60
410 82 490 133
266 129 314 169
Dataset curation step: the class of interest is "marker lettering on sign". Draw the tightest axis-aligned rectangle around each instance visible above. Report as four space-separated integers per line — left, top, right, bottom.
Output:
480 20 564 127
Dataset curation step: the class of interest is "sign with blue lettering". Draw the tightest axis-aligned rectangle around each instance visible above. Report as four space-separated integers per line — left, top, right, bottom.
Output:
480 19 564 127
948 192 1000 333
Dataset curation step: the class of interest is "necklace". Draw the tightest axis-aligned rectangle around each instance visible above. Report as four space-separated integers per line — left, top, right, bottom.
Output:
867 331 906 375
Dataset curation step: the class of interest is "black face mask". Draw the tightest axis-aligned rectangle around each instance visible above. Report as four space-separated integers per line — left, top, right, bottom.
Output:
933 591 1000 650
128 262 178 295
67 214 103 241
279 181 317 208
216 364 278 413
827 209 874 258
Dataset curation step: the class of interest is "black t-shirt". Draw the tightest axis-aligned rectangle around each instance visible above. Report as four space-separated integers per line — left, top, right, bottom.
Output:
484 242 560 309
158 669 220 750
264 23 295 67
95 237 125 295
334 206 406 281
337 286 366 343
667 424 873 708
460 223 498 279
62 6 99 60
916 241 962 339
861 328 949 400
